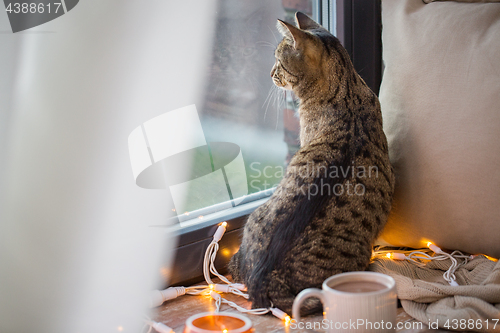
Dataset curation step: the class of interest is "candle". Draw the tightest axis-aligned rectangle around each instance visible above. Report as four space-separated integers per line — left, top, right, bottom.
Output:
183 312 253 333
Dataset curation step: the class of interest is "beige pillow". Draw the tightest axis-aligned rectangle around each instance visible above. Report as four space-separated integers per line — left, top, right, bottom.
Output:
424 0 500 3
377 0 500 258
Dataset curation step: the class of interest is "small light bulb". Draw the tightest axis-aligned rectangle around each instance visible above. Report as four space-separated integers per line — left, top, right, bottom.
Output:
285 315 291 324
270 307 288 320
386 253 392 259
210 291 221 301
213 223 227 242
392 253 407 260
209 284 215 290
222 329 228 333
427 242 441 253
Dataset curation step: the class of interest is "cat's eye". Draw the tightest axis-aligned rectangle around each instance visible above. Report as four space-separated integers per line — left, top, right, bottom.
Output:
218 48 230 58
243 47 256 57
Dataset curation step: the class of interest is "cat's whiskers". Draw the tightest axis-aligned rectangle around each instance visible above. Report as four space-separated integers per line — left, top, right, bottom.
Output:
256 40 278 50
262 84 277 121
263 84 286 129
275 88 286 130
266 25 279 44
214 78 223 96
213 70 230 96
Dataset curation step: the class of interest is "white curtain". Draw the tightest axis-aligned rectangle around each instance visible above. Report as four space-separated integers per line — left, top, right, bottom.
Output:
0 1 217 332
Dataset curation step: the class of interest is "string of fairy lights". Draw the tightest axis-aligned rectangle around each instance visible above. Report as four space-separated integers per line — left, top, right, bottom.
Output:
371 243 497 286
144 222 290 333
144 222 498 332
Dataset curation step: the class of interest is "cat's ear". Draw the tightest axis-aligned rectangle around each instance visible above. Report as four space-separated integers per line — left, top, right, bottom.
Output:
295 12 321 30
276 19 308 49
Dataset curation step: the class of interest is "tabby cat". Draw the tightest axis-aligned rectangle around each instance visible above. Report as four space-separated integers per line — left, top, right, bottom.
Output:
228 12 395 314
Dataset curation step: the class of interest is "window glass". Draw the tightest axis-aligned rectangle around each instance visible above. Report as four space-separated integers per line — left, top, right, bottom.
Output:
177 0 314 220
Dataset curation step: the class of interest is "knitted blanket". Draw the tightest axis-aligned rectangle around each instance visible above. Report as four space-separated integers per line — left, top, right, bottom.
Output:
369 256 500 332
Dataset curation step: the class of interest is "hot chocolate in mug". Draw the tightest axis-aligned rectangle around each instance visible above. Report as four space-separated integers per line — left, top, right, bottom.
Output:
292 271 397 332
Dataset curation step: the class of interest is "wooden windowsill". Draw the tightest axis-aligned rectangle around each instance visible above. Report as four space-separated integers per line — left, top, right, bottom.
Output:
151 277 451 333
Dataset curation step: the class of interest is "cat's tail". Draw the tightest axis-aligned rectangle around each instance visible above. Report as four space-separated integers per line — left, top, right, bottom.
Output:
247 160 350 309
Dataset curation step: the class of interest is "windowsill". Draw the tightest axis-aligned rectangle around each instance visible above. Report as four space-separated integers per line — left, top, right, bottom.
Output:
153 274 432 333
166 189 275 247
166 190 274 286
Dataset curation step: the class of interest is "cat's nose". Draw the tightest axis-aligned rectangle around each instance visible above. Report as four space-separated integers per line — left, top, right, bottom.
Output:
270 67 275 77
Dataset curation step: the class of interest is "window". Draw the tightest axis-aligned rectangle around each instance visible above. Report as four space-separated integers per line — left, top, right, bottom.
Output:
166 0 317 231
167 0 382 286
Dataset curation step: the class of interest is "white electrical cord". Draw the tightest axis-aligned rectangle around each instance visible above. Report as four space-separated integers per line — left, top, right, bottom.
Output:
148 232 496 332
151 223 498 333
203 222 232 285
149 285 216 307
146 221 291 333
209 291 288 319
204 223 290 321
202 222 250 299
150 222 246 308
372 243 475 286
212 283 249 299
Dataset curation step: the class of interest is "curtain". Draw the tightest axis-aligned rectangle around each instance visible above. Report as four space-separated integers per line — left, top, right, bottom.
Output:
0 1 217 332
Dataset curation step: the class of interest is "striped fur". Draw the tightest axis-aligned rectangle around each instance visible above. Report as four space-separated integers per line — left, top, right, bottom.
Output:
228 12 395 315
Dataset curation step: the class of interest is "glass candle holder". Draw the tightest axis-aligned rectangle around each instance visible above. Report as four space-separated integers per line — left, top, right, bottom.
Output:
183 312 253 333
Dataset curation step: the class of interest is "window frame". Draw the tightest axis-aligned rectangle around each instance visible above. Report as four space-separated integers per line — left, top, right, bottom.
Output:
165 0 382 287
336 0 383 94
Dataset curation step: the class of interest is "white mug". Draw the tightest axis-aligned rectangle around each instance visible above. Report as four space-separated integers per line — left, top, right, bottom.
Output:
292 271 397 332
